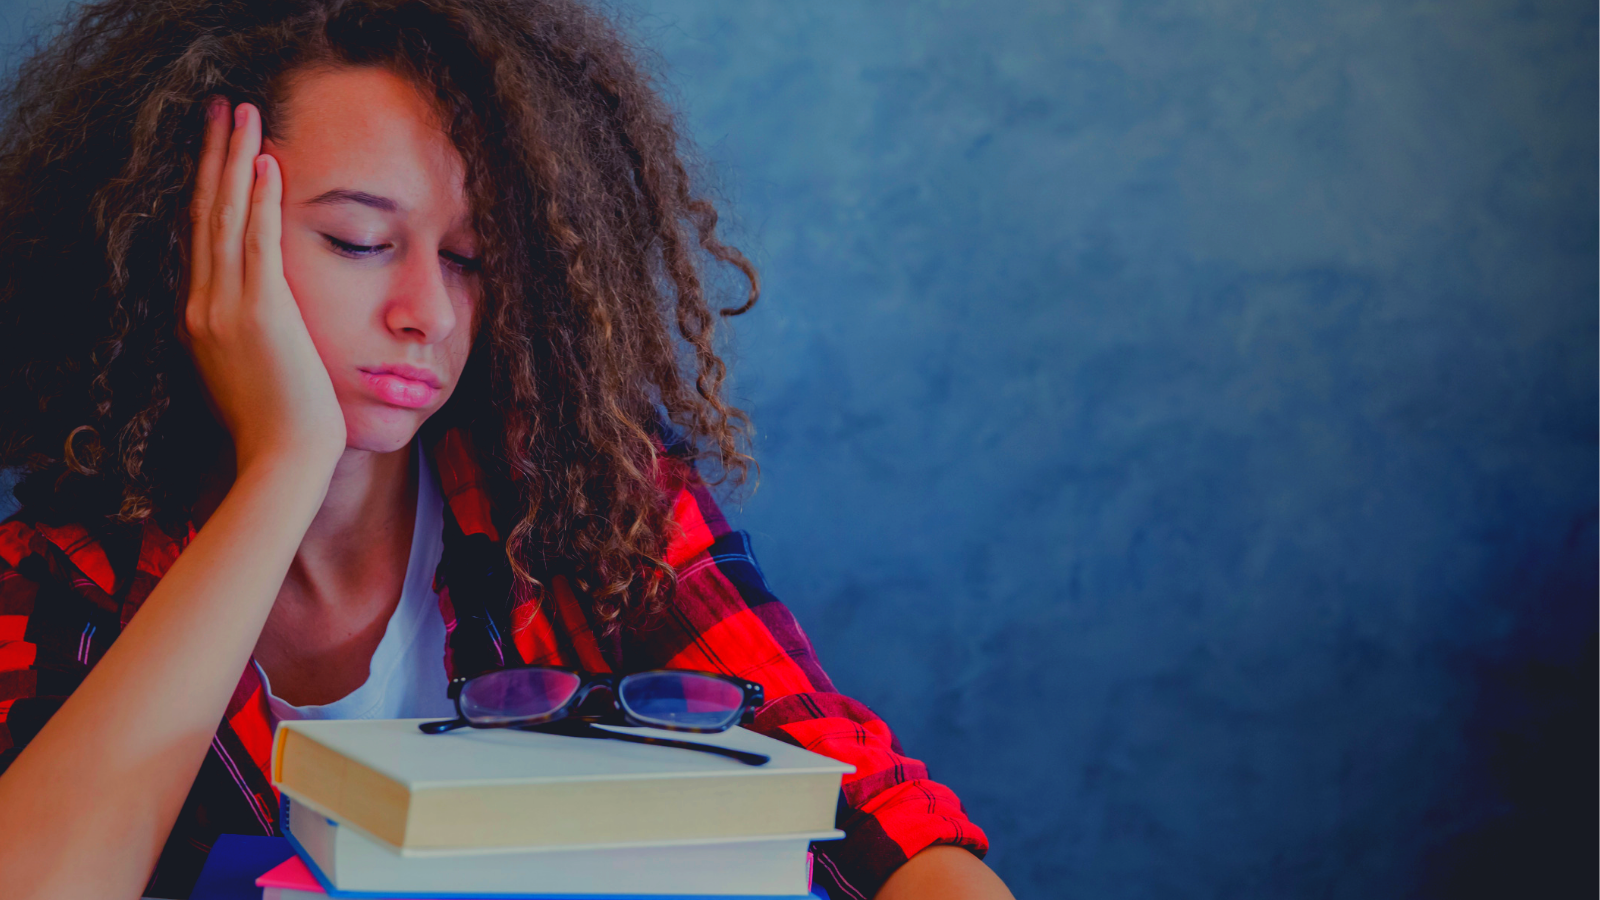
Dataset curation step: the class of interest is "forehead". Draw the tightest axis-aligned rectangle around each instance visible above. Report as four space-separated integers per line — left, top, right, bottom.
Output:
268 65 467 219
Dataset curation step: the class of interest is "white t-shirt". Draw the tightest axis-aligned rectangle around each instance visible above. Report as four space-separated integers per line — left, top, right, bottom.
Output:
253 441 458 724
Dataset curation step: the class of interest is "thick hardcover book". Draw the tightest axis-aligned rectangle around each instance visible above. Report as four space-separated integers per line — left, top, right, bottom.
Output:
189 834 831 900
282 794 833 897
270 719 853 854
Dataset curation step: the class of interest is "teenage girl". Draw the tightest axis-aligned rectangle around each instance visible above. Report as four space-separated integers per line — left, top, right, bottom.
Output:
0 3 1014 899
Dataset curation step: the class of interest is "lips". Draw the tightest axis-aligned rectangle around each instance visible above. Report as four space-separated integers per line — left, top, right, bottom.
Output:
359 365 443 409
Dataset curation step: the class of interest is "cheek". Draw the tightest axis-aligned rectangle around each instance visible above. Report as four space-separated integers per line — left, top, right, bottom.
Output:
279 234 373 365
444 291 479 374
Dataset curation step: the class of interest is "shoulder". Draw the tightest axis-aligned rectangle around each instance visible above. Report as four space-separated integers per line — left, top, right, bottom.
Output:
0 510 164 622
632 449 832 694
0 513 133 767
0 516 117 596
653 415 753 562
0 508 167 675
654 446 734 569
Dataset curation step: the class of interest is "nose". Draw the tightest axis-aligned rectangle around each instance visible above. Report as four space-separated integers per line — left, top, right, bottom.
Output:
384 245 461 343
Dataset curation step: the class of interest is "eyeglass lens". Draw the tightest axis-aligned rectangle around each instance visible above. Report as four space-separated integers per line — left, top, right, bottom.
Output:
619 671 746 730
458 668 747 730
460 668 582 724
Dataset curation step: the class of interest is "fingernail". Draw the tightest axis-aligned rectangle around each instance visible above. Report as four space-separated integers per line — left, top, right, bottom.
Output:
234 105 246 128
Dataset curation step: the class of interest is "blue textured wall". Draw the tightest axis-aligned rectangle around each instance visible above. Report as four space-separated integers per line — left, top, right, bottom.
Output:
3 1 1596 897
632 1 1597 896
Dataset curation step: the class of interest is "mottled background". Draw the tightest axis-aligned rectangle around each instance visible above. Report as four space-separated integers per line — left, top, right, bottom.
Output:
2 1 1595 898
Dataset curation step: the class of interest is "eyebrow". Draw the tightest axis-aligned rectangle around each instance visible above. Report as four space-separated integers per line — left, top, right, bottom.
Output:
301 189 400 213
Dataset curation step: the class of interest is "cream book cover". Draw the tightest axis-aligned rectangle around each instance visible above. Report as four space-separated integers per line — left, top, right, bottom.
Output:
271 718 854 853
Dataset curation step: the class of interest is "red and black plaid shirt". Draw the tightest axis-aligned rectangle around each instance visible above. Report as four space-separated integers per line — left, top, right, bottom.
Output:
0 428 987 899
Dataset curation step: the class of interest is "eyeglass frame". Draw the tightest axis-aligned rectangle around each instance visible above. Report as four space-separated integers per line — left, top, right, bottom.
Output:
418 664 766 736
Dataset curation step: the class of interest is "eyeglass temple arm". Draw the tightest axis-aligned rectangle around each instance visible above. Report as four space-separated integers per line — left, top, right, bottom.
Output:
418 717 470 734
525 721 770 766
595 729 771 766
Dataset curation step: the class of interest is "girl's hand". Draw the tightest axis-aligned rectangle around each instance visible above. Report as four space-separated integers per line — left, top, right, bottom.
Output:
182 99 346 476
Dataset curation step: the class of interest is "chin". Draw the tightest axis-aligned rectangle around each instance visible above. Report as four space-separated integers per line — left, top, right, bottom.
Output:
342 405 432 454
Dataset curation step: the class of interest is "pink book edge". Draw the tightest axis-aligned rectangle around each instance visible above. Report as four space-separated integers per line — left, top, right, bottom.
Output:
256 855 322 891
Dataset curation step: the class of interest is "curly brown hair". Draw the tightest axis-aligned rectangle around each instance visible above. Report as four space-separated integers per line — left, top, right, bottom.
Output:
0 0 758 630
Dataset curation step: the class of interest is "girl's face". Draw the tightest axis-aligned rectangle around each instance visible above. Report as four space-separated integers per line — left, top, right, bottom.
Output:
262 65 480 455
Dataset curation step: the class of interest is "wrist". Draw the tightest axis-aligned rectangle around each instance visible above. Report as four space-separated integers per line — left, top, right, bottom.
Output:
231 450 338 508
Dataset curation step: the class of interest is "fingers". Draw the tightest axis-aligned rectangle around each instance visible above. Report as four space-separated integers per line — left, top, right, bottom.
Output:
207 103 263 323
186 97 232 331
245 154 283 306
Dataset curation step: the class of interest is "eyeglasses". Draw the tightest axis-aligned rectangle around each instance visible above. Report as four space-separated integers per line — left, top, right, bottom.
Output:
418 665 770 766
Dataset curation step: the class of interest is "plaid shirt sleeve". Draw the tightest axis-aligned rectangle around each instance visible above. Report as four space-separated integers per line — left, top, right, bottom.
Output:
0 519 121 771
622 458 990 900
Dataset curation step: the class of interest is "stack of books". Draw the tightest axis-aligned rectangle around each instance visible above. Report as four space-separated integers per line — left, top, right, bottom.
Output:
254 718 854 899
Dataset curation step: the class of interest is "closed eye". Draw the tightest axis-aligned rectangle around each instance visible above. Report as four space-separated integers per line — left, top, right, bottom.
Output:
323 234 481 274
441 251 481 274
323 234 387 258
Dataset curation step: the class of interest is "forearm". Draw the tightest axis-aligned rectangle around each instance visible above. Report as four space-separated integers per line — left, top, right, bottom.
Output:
874 845 1015 900
0 458 332 900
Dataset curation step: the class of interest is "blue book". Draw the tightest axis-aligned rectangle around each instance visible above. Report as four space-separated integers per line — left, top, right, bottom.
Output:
188 835 297 900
